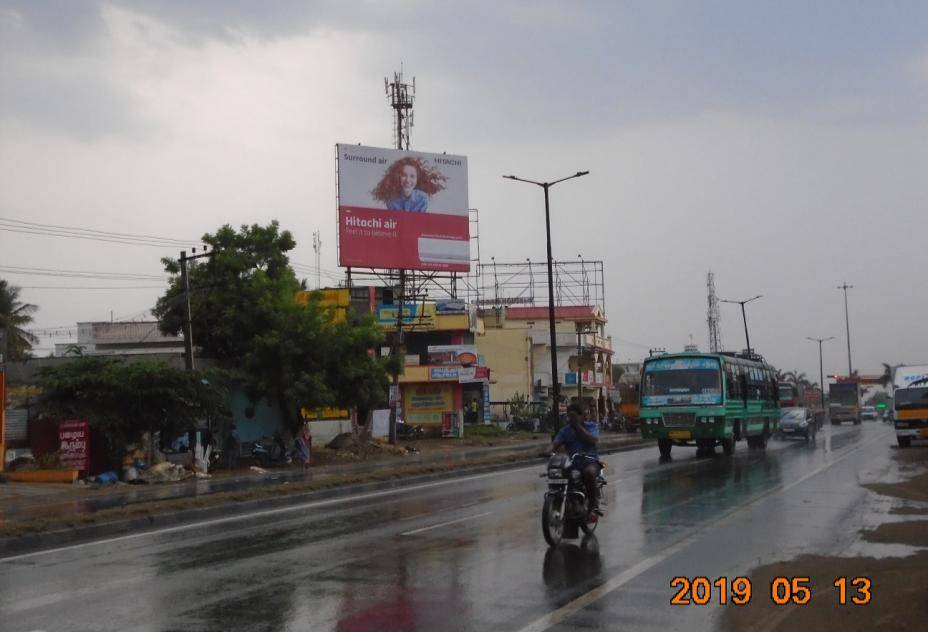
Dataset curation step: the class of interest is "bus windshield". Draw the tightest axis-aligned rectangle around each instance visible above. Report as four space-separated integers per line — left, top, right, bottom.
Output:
778 384 795 400
895 387 928 410
642 357 722 406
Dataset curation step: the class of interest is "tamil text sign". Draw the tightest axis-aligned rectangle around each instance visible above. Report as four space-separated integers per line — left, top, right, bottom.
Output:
337 144 469 271
58 419 90 471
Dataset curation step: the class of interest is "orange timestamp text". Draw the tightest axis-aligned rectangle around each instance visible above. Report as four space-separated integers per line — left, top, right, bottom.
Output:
670 576 872 606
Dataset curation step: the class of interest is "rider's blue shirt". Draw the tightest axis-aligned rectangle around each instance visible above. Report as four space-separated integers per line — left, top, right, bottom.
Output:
554 421 599 457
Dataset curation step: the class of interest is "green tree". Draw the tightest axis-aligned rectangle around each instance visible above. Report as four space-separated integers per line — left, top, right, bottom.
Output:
154 221 396 434
0 279 39 360
37 357 229 465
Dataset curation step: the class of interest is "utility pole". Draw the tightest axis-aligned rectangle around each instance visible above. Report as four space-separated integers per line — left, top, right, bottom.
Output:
837 282 854 375
576 325 584 403
180 250 194 370
385 67 415 444
178 248 214 371
503 170 590 431
807 336 835 420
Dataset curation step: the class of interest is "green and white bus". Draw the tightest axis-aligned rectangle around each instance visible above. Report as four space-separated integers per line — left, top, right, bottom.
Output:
638 352 781 457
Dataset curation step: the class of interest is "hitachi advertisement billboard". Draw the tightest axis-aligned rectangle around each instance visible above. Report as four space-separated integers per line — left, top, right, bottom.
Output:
336 144 470 271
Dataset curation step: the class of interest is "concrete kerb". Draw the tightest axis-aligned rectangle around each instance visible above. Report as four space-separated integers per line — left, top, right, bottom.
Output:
0 437 650 558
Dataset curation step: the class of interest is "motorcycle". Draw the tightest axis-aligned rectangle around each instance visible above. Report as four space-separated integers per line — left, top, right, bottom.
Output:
540 453 607 547
396 419 425 440
251 434 292 468
506 416 540 432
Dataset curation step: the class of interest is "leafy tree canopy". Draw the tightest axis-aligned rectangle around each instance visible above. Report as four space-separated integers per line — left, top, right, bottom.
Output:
37 357 229 462
154 221 396 433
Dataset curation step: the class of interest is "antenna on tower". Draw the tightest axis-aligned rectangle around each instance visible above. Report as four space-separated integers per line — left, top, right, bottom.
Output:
707 270 722 352
312 230 322 289
385 65 415 150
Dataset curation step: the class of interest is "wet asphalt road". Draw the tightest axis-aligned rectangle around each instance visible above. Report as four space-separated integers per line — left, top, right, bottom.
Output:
0 422 901 631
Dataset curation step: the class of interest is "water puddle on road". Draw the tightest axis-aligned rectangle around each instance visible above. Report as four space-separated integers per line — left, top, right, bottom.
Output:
722 445 928 631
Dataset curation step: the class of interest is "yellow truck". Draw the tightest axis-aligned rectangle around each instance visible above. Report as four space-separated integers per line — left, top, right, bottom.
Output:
892 364 928 448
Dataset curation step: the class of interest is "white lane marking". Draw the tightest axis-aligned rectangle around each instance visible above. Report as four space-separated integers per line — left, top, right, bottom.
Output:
516 427 893 632
400 511 494 536
0 465 546 563
0 442 648 564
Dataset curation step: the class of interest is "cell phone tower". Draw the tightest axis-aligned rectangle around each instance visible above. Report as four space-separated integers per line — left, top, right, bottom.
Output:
312 230 322 289
385 66 415 150
707 270 723 353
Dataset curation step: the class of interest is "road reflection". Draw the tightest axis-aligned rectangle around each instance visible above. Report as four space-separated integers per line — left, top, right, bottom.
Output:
542 535 604 599
640 451 783 544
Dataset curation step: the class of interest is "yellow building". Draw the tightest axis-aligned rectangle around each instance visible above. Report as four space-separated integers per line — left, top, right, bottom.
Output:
477 305 613 419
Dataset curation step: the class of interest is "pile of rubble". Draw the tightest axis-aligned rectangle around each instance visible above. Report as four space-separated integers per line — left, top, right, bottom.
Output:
325 433 418 460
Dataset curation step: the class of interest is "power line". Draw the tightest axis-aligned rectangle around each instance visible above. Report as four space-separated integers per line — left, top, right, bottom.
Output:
0 265 163 280
19 285 165 290
0 217 199 248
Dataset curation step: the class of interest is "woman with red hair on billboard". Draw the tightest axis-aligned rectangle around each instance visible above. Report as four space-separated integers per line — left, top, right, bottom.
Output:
372 156 446 212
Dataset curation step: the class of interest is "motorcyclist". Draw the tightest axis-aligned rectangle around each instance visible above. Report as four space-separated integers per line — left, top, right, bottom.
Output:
542 402 603 519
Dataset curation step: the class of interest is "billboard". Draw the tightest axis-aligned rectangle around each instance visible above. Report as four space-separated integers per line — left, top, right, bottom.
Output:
337 144 469 271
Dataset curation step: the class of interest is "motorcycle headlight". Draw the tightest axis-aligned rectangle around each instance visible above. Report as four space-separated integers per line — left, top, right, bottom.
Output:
548 467 563 478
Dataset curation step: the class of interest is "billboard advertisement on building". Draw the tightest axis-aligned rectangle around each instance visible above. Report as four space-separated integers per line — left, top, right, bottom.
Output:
337 144 469 271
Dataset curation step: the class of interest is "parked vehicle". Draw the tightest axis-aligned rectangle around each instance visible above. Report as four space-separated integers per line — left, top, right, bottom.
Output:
251 434 292 467
540 453 607 547
395 419 425 440
778 407 816 441
891 365 928 448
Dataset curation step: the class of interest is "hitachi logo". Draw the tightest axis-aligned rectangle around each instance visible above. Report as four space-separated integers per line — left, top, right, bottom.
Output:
345 216 397 229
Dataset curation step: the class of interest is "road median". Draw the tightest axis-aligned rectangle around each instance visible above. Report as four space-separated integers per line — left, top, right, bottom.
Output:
0 433 648 556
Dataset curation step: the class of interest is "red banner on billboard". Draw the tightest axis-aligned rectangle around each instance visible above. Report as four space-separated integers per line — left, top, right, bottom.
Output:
337 144 470 272
58 419 90 471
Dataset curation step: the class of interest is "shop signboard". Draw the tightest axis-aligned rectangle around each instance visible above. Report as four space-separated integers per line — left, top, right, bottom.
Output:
427 344 477 365
459 366 490 383
336 144 470 272
58 418 90 471
405 383 454 425
430 366 460 381
376 303 437 329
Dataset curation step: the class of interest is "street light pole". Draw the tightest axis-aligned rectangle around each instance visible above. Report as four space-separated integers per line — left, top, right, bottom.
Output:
720 295 763 354
837 282 853 375
504 171 589 431
807 336 835 417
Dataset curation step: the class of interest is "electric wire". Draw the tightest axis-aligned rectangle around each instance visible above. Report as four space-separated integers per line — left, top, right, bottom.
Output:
0 217 199 248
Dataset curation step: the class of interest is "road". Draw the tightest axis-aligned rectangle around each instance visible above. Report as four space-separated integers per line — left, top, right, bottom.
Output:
0 422 900 631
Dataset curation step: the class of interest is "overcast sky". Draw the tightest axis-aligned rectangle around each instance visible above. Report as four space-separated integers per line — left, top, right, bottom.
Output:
2 1 926 383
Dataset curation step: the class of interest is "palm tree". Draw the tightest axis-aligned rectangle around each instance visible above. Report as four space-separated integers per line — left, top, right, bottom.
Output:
879 363 894 388
0 279 39 360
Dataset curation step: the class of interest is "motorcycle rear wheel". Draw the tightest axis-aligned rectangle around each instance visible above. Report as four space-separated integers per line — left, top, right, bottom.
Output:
542 495 564 546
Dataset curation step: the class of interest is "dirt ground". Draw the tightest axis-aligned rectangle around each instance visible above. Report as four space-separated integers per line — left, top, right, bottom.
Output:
724 446 928 632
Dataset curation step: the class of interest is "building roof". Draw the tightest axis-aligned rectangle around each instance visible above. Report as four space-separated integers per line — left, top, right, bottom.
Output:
505 305 604 322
